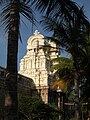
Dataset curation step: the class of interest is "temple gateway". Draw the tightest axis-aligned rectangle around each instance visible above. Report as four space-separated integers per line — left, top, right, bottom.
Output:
19 30 60 103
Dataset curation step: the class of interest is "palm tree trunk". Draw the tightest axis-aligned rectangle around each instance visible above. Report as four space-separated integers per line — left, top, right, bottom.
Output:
74 76 79 120
5 0 20 120
71 49 80 119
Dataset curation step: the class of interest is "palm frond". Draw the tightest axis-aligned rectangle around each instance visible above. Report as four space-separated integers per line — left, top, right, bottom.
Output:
33 0 89 27
20 2 35 23
0 0 35 37
40 16 69 46
50 79 69 91
51 57 73 70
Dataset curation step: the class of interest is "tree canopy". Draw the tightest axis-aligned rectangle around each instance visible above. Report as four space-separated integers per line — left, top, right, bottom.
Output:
18 95 59 120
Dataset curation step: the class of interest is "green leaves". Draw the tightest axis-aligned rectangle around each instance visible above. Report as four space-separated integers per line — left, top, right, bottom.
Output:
18 95 59 120
50 56 74 93
51 57 74 79
0 0 34 34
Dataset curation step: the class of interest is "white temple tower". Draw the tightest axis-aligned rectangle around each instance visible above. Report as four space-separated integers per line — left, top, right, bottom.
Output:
19 30 59 103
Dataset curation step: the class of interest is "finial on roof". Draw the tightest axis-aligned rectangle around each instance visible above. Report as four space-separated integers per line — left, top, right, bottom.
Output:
34 30 40 35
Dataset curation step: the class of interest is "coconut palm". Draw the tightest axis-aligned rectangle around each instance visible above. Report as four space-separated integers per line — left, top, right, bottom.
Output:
40 8 90 119
0 0 34 119
33 0 89 30
39 8 90 100
50 56 76 119
78 38 90 102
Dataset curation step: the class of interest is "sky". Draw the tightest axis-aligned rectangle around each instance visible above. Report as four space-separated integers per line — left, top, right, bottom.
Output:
0 0 90 70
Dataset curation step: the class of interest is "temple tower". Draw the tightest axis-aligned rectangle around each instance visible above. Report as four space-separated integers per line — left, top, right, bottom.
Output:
19 30 59 103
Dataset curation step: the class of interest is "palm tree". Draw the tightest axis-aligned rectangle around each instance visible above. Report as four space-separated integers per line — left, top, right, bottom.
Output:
78 38 90 102
39 8 90 100
50 56 75 119
33 0 89 28
37 6 90 119
0 0 34 119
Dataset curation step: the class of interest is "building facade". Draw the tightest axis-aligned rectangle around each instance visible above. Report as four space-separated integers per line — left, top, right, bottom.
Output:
19 30 59 103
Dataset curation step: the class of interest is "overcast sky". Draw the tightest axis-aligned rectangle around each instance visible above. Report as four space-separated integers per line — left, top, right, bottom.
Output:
0 0 90 70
